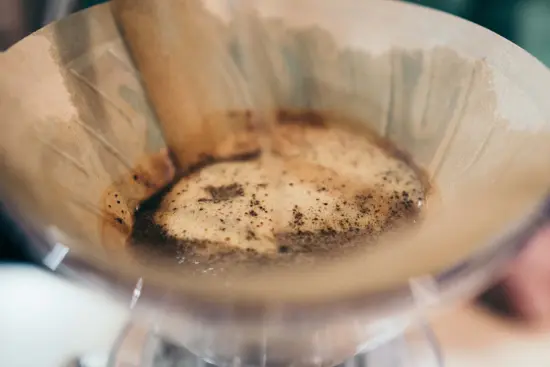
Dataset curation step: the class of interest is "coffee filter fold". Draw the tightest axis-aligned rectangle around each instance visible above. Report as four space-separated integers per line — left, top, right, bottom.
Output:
1 0 550 307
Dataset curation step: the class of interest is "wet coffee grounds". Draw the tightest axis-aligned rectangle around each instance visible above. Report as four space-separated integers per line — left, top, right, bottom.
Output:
126 110 429 275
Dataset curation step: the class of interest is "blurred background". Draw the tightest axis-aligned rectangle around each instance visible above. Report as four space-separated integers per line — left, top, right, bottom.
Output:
2 0 550 64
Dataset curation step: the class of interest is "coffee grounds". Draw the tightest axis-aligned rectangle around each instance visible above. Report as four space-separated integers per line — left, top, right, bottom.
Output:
125 110 429 275
129 183 422 275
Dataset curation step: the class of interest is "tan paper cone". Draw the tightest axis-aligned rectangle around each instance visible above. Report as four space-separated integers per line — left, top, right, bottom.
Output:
2 1 550 365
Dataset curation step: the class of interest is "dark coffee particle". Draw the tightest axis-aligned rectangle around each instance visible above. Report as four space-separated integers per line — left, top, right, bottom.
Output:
278 245 290 253
246 230 258 240
199 183 245 203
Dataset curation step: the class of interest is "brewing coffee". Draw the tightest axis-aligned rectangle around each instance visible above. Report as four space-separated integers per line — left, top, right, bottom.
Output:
128 111 429 274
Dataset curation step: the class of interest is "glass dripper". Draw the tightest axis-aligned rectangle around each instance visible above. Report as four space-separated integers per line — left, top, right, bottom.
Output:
2 1 550 366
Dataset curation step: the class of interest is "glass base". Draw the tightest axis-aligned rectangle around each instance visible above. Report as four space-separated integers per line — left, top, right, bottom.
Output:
101 319 443 367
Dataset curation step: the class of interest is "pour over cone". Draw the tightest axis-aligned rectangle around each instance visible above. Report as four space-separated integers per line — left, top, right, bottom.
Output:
1 1 550 366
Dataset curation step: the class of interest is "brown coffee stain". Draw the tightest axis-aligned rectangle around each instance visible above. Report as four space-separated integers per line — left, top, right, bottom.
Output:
113 110 429 275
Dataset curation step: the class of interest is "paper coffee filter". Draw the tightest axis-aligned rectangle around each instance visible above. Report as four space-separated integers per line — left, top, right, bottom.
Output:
1 1 550 306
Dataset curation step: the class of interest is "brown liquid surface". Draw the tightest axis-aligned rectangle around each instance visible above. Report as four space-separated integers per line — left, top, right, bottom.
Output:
128 114 428 275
